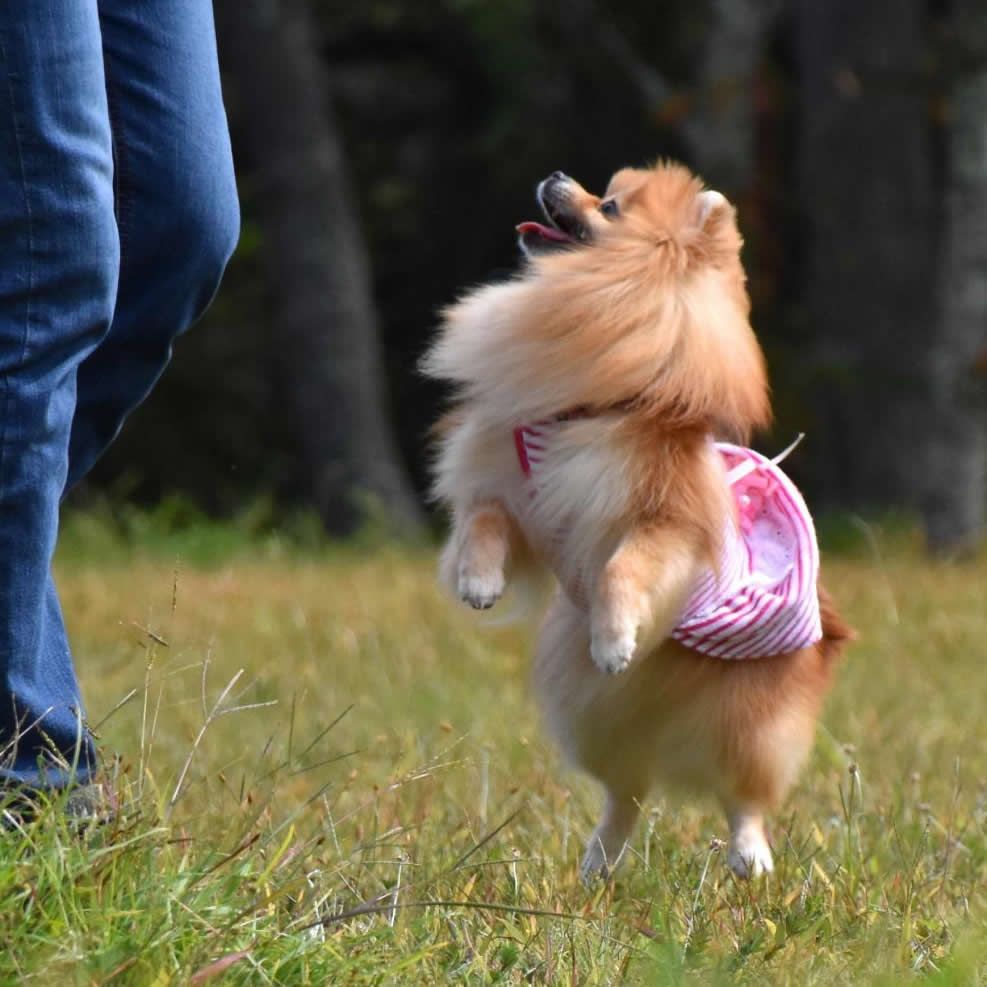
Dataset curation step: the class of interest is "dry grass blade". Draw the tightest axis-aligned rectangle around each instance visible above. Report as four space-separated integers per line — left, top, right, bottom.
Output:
168 668 244 813
188 951 251 984
313 898 589 930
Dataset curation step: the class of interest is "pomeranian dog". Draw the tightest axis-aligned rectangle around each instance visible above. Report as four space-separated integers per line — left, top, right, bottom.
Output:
423 162 851 881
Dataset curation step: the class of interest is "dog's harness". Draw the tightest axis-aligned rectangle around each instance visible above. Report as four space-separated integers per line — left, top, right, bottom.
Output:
513 426 823 659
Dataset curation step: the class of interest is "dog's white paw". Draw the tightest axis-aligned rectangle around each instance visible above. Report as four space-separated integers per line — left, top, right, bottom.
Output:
458 565 505 610
727 832 774 878
590 622 637 675
579 836 625 886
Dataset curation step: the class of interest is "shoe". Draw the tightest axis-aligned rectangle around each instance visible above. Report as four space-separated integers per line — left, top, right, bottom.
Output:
62 782 118 826
0 780 118 830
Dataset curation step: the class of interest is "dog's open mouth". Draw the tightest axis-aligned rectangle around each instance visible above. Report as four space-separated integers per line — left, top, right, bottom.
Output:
516 220 572 246
516 175 586 255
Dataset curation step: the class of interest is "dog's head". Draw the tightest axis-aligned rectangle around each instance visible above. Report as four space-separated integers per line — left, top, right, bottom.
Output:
516 171 604 255
428 162 770 439
518 166 732 261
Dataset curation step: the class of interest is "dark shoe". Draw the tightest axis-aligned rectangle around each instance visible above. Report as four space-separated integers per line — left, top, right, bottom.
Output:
1 780 118 830
62 782 118 826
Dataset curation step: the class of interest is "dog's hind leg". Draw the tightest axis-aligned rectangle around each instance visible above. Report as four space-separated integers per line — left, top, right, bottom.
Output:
714 647 830 878
722 801 773 878
580 789 641 884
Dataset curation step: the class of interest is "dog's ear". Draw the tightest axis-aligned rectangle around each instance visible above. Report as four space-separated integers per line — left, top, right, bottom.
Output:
694 189 728 230
688 188 742 269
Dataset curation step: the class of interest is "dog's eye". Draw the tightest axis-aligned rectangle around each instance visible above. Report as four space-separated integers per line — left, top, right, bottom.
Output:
600 199 619 218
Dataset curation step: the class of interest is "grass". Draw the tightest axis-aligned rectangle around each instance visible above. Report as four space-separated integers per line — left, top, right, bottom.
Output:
3 508 987 984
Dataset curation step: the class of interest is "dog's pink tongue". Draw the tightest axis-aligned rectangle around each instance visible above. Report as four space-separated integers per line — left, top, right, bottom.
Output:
516 221 571 242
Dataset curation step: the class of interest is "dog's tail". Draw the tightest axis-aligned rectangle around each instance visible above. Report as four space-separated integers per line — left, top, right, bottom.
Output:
817 582 855 662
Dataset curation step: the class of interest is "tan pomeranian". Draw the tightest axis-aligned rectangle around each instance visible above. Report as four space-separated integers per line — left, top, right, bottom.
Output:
423 162 852 882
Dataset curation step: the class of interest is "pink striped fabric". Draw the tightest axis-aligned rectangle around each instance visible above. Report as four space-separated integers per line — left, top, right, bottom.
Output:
513 423 550 476
670 443 822 659
512 429 823 660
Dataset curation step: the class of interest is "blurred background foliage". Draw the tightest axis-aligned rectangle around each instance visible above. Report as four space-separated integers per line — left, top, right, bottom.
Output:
73 0 987 556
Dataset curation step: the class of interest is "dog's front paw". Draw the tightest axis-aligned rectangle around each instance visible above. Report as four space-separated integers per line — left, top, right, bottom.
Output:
590 621 638 675
458 565 506 610
579 837 626 886
579 842 611 885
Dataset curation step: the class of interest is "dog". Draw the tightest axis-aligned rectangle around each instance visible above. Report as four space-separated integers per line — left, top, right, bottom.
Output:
423 162 851 881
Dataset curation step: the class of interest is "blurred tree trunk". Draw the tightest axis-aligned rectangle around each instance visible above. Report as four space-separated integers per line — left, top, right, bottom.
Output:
215 0 425 537
684 0 783 198
920 3 987 556
577 0 781 197
797 0 937 510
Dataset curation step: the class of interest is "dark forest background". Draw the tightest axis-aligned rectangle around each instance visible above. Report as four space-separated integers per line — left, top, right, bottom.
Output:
71 0 987 557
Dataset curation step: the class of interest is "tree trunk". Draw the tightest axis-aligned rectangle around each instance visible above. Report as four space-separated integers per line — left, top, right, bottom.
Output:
684 0 783 198
920 3 987 556
215 0 425 537
797 0 937 510
574 0 780 198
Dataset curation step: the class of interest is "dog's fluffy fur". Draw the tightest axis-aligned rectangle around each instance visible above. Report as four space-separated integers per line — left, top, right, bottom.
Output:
424 162 851 881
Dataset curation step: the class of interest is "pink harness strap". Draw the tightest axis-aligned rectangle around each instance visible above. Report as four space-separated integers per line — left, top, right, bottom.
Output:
513 423 552 478
512 428 823 660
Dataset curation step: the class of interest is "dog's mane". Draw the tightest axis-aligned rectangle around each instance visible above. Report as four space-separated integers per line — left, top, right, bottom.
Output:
424 164 770 442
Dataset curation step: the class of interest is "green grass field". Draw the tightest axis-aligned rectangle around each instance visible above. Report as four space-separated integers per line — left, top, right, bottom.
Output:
3 509 987 985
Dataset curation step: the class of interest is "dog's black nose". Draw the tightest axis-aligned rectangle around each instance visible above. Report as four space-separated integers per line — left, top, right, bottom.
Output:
550 170 566 181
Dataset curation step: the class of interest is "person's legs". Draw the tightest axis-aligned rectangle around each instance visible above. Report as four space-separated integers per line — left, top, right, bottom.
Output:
66 0 240 489
0 2 118 785
0 0 236 789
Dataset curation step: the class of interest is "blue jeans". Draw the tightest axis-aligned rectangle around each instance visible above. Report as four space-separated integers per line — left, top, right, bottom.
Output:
0 1 239 786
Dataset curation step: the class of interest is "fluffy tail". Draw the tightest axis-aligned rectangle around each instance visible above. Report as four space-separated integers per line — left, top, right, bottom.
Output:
817 583 855 662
